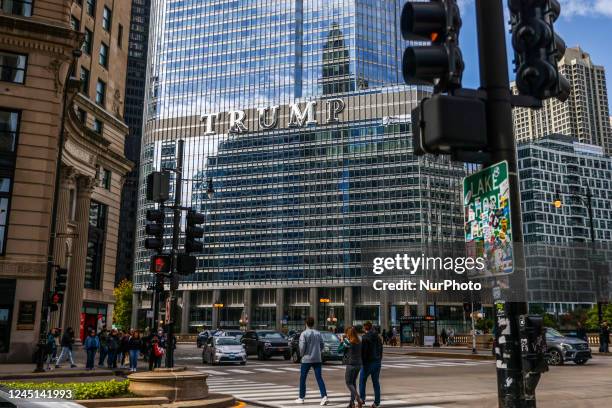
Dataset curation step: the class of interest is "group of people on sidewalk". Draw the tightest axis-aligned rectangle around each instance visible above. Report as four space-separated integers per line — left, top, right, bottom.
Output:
296 317 383 408
45 326 172 372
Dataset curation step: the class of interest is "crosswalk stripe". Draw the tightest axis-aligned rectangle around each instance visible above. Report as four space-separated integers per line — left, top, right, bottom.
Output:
254 367 283 373
226 369 252 374
279 367 301 372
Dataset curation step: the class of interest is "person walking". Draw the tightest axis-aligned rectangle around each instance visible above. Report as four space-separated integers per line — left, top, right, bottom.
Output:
338 327 364 408
600 321 610 353
295 316 328 406
107 329 120 369
55 327 77 368
128 330 142 372
440 328 448 346
359 321 382 408
448 328 455 346
119 330 130 368
84 329 100 370
97 328 109 367
45 328 58 370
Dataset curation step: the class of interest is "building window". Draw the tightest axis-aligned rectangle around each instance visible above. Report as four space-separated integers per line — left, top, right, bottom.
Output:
0 51 27 84
95 79 105 105
76 107 86 123
0 109 20 255
102 6 111 31
80 67 89 95
99 43 108 68
117 24 123 48
86 0 96 16
83 29 93 54
102 169 111 190
1 0 33 16
70 15 80 31
92 118 103 134
85 201 107 290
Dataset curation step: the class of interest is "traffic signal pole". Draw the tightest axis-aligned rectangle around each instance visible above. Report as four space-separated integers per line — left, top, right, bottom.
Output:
166 139 184 368
475 1 530 406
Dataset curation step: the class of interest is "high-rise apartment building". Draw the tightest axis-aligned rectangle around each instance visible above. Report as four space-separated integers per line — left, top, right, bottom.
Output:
117 0 150 282
0 0 132 361
131 0 467 334
512 47 612 155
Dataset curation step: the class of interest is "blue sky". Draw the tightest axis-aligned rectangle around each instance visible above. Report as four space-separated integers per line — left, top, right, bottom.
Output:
458 0 612 104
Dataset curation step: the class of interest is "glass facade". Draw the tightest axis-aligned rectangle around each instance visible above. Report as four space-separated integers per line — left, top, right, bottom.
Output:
135 0 466 330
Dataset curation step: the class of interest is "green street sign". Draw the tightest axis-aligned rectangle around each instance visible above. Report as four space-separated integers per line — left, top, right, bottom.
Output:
463 161 513 276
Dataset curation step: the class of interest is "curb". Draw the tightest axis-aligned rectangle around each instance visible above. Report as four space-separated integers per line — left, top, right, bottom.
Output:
0 369 129 381
385 349 494 360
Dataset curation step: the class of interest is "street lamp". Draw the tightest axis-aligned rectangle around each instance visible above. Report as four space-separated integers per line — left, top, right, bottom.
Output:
213 302 224 329
553 185 603 325
320 297 330 328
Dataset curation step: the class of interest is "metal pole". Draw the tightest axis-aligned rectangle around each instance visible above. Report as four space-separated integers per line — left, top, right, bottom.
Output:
433 299 440 347
166 139 184 368
471 300 477 354
585 187 602 326
475 1 529 406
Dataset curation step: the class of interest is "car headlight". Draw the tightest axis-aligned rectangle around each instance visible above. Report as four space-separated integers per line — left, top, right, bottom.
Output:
264 342 272 348
561 343 573 351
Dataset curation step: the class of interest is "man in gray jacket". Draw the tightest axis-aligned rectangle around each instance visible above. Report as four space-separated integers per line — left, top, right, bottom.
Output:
295 316 328 405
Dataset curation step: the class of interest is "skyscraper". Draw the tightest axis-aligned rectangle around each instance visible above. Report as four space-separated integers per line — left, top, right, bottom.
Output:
117 0 151 282
512 47 612 155
132 0 466 333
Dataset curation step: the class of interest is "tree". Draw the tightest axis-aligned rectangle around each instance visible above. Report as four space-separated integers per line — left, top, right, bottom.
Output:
585 303 612 331
113 279 133 330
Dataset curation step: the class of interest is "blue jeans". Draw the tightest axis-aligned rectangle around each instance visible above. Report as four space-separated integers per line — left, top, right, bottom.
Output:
98 346 108 366
86 349 97 369
359 361 381 406
107 350 117 368
299 362 327 399
129 350 139 370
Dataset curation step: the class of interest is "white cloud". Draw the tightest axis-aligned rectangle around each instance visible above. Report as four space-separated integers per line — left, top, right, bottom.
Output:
560 0 612 18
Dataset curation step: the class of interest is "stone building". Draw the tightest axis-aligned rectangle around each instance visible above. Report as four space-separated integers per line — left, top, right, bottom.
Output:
0 0 131 362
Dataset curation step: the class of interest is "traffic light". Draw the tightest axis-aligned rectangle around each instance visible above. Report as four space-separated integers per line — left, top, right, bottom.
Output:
509 0 570 101
54 267 68 296
176 254 197 276
146 171 170 202
144 208 165 253
400 0 464 93
185 210 205 254
412 93 487 155
150 254 171 274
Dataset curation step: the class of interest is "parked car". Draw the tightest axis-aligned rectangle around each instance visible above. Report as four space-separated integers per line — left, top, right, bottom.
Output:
241 330 290 360
545 327 591 366
202 336 247 365
196 329 220 348
289 331 342 363
217 330 244 340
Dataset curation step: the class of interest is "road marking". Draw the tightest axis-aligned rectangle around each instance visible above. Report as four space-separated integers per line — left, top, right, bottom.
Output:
226 369 252 374
254 367 283 373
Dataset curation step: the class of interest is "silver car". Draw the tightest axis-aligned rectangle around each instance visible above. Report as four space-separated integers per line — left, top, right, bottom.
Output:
202 336 247 365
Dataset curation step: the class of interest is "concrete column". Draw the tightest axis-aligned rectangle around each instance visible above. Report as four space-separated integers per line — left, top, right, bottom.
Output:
243 289 252 329
380 290 389 331
344 286 353 328
63 176 95 341
211 289 221 329
130 292 139 330
275 288 285 330
309 287 318 328
180 291 190 334
51 166 75 330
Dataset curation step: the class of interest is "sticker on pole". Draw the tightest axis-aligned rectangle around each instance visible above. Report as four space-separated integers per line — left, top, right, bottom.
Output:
463 161 513 277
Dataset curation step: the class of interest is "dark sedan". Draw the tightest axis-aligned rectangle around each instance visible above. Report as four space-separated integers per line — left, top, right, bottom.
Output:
289 331 343 363
241 330 290 360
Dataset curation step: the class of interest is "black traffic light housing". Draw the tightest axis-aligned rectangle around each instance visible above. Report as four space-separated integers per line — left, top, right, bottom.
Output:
401 0 464 93
144 208 165 253
54 267 68 295
509 0 570 101
146 171 170 202
150 254 172 274
176 254 197 276
185 210 205 254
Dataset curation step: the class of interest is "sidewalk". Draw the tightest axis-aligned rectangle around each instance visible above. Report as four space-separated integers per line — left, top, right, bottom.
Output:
384 344 495 360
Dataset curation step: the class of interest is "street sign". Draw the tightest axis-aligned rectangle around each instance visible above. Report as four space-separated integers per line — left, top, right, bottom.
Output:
463 161 513 276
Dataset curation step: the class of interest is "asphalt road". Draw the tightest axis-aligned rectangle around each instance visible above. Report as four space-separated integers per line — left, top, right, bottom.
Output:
174 344 612 408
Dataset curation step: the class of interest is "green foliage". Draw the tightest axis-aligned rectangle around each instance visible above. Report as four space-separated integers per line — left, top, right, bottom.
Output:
475 318 494 333
0 380 130 400
542 314 559 329
113 279 133 330
585 303 612 330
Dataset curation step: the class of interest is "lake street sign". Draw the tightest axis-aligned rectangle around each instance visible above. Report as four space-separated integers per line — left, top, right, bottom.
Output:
463 161 513 276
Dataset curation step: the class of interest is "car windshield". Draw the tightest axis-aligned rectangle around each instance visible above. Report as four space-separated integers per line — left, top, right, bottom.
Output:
321 332 339 343
546 328 564 338
216 337 241 345
259 332 284 339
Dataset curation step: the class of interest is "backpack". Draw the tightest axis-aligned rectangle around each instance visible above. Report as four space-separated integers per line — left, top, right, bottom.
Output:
153 343 164 357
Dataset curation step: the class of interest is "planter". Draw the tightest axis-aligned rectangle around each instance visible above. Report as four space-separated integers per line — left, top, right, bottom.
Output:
128 367 208 401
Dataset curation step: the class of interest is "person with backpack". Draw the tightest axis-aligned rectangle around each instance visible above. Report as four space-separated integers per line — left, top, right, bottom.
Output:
338 326 364 408
128 330 142 372
97 328 109 367
295 316 328 406
84 329 100 370
359 321 383 408
55 327 76 368
149 337 164 370
107 329 120 368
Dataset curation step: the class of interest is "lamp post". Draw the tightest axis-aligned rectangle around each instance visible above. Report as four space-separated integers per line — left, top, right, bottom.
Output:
553 184 602 325
320 297 330 329
214 302 224 329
